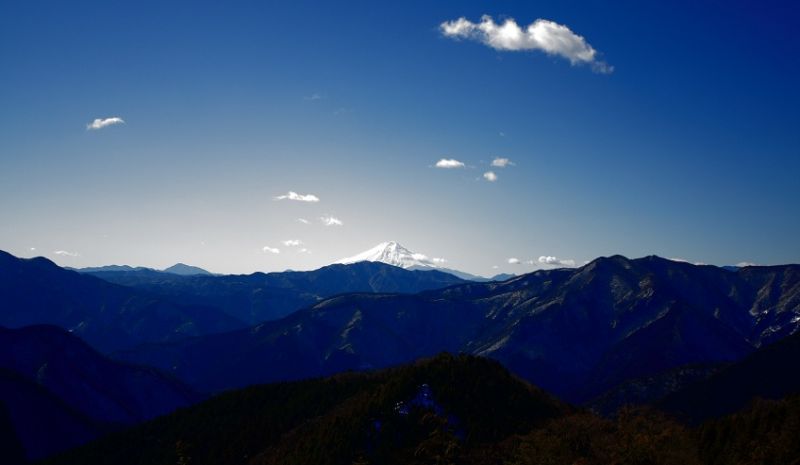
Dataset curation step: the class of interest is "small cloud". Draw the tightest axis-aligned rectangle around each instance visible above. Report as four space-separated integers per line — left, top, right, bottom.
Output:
508 257 521 265
262 246 280 254
282 239 303 247
87 117 125 130
320 216 343 226
299 248 312 254
491 157 514 168
432 257 447 264
53 250 79 257
274 191 320 202
483 171 498 182
499 132 506 137
538 255 576 267
440 15 613 73
435 158 465 169
736 261 757 267
492 265 499 269
29 247 36 251
304 93 323 101
297 218 311 224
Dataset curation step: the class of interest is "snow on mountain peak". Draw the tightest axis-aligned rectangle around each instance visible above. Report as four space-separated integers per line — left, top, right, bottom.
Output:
337 241 441 269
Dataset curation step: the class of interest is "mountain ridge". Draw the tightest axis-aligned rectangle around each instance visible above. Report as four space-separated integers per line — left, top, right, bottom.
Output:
116 255 800 402
0 251 244 352
0 325 199 461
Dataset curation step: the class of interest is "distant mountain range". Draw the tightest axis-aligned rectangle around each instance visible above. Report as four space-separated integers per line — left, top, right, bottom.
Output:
83 260 467 325
0 325 198 461
71 263 213 276
0 250 467 351
116 255 800 403
0 251 243 352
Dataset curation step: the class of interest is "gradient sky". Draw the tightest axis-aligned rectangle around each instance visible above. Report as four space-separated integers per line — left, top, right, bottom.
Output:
1 0 798 275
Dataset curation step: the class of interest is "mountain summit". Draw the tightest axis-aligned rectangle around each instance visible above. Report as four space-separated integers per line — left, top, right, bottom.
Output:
337 241 442 269
163 263 213 276
337 241 510 281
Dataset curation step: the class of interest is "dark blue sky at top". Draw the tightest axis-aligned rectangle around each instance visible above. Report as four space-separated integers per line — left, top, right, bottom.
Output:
0 0 798 274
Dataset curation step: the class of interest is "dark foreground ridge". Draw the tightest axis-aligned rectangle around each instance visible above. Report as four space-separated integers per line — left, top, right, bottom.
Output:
38 354 800 465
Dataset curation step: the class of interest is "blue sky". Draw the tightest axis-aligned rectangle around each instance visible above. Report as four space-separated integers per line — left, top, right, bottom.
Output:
1 0 798 274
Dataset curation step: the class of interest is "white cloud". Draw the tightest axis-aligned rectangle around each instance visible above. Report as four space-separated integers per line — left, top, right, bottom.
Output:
299 248 312 254
736 261 757 267
304 93 323 101
435 158 465 169
53 250 79 257
538 255 576 267
320 216 343 226
483 171 498 182
508 257 521 265
297 218 311 224
491 157 514 168
492 265 499 269
262 246 280 254
440 15 612 73
29 247 36 251
87 117 125 130
282 239 302 247
432 257 447 264
274 191 320 202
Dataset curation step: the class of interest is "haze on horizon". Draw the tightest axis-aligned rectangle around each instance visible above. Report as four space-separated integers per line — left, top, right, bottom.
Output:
1 0 798 275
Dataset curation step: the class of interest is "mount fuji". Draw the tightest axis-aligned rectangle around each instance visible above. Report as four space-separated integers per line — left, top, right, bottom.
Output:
337 241 508 281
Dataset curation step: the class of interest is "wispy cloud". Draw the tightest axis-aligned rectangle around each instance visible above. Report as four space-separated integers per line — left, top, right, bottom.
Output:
320 216 343 226
262 246 280 254
508 257 521 265
297 218 311 224
736 261 757 267
483 171 498 182
274 191 320 202
282 239 303 247
440 15 612 73
304 93 323 101
491 157 514 168
87 117 125 130
538 255 576 267
299 248 312 254
432 257 447 264
53 250 79 257
435 158 465 169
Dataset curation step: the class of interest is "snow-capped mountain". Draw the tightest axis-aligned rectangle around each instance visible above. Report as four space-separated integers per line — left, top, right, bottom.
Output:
337 241 442 269
337 241 509 282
